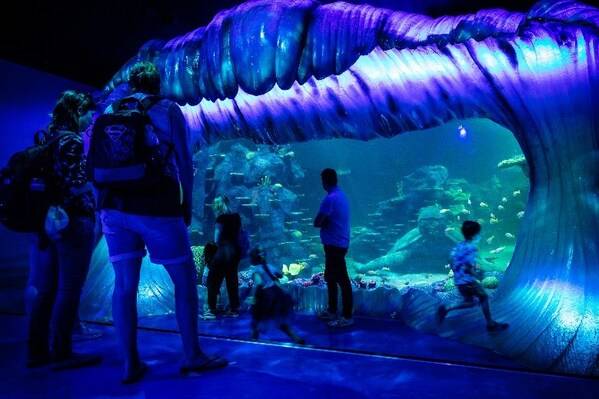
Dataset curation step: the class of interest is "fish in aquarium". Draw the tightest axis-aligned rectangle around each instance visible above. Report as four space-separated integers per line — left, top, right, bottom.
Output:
490 246 506 254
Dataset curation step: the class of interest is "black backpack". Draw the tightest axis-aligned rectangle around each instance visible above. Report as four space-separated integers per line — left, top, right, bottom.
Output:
88 95 167 190
0 131 70 232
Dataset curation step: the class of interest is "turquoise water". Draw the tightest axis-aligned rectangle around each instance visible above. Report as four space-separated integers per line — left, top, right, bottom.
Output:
195 118 528 288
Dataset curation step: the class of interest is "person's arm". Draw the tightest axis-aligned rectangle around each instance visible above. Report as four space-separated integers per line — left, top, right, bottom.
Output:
169 103 193 226
314 196 332 228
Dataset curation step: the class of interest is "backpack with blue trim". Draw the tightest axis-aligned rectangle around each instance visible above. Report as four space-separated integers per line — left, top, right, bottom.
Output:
88 95 166 190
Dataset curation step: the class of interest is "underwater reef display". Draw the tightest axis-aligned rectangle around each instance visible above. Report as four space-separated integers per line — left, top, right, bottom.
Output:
84 0 599 376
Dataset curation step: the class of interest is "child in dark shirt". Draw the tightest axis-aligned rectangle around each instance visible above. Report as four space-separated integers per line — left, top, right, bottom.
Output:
246 247 305 344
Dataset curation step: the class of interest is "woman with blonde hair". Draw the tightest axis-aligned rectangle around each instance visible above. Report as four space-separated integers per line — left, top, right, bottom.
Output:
204 195 243 319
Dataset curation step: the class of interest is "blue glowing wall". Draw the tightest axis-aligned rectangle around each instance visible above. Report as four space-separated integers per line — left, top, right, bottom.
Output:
100 0 599 375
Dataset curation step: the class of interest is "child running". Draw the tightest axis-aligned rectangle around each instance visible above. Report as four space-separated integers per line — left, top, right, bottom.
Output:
437 220 509 332
246 247 305 344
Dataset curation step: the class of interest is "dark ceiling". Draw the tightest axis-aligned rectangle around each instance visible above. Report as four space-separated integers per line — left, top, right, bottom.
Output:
1 0 539 88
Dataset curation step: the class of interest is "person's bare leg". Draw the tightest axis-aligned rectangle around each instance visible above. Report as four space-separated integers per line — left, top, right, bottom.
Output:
112 258 144 381
437 300 476 323
446 301 477 313
279 324 305 345
164 260 229 373
163 261 203 363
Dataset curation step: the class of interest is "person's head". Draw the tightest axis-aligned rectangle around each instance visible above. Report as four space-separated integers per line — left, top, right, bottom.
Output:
212 195 231 216
49 90 95 132
461 220 481 241
321 168 338 191
128 61 161 95
249 247 266 265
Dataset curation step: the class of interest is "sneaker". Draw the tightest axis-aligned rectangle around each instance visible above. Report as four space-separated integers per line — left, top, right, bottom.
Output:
223 310 240 318
328 317 354 328
202 310 217 320
487 322 509 332
317 310 337 321
436 305 448 324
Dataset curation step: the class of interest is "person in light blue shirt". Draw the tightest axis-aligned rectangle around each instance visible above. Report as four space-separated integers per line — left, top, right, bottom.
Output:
437 220 508 332
314 168 353 327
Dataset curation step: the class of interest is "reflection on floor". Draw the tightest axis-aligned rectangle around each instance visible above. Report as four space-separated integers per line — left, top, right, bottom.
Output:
1 315 598 399
141 313 519 369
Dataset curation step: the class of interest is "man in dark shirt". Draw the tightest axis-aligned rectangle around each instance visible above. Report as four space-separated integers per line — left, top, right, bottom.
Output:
314 168 353 327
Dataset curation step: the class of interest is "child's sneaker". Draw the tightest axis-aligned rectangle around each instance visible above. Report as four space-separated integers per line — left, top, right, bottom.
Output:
436 305 448 324
328 317 354 328
317 310 337 321
223 310 240 318
487 322 509 332
202 310 217 320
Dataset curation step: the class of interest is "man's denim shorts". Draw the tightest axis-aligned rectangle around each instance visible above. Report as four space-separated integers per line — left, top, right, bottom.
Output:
100 209 192 265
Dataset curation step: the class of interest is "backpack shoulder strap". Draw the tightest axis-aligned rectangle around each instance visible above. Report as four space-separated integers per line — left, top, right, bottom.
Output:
111 94 162 114
139 94 162 111
112 96 143 113
46 130 77 146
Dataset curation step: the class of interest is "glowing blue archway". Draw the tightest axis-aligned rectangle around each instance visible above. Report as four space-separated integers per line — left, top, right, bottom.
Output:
94 0 599 375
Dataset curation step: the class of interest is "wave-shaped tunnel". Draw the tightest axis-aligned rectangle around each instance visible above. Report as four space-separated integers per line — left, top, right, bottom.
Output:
96 0 599 376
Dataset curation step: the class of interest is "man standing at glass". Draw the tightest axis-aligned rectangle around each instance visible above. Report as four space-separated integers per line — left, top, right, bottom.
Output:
314 168 353 327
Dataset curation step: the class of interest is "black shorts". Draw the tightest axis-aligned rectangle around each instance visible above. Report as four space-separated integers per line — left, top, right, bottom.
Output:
457 282 488 302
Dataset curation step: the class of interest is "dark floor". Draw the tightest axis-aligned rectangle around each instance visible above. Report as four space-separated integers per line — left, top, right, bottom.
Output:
140 312 520 369
1 314 598 399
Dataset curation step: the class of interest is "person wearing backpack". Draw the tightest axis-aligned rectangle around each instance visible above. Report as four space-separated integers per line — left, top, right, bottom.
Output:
203 195 245 320
89 62 227 383
17 90 101 370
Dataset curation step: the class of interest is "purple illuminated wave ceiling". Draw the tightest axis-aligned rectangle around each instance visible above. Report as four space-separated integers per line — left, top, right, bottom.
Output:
101 0 599 375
